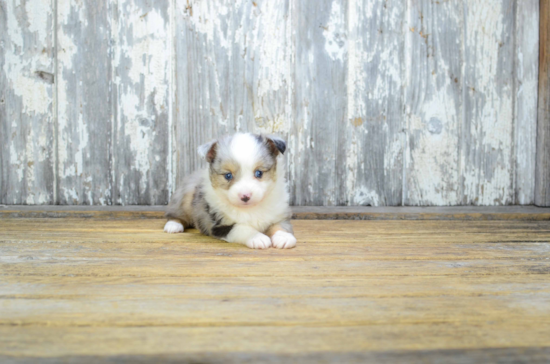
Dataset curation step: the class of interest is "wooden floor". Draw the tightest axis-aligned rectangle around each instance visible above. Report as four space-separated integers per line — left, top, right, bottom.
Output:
1 214 550 363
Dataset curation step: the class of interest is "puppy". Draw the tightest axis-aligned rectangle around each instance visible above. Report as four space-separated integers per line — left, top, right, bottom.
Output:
164 132 296 249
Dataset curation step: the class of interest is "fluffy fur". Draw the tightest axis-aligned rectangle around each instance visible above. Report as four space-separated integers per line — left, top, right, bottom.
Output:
164 132 296 249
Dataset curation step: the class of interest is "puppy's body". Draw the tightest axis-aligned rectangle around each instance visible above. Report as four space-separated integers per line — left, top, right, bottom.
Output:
165 133 296 249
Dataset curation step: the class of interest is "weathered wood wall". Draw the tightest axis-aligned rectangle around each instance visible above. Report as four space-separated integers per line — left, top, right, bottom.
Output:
0 0 541 206
538 0 550 206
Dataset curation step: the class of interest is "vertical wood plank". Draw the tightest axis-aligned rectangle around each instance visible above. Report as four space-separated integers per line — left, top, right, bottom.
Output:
174 0 291 183
404 0 462 206
56 0 112 205
515 0 539 205
461 0 515 205
537 0 550 206
113 0 171 205
290 0 347 205
0 0 55 204
343 0 405 206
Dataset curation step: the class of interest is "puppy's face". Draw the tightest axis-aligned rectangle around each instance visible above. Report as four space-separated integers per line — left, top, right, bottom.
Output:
199 133 286 208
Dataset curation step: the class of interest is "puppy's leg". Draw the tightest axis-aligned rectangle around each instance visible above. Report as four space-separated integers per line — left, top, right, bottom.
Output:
224 224 272 249
164 219 185 233
165 191 194 233
266 220 296 249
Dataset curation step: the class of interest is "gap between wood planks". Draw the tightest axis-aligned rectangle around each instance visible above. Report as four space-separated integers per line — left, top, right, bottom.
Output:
0 205 550 220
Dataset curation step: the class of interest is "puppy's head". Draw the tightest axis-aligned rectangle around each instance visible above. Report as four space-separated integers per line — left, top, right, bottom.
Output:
198 133 286 208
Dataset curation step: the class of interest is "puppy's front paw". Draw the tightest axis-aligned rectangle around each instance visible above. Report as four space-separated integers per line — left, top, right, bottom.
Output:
164 220 184 233
271 231 296 249
246 233 272 249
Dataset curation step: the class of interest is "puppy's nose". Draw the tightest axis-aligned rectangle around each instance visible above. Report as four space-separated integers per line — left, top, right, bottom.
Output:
239 193 252 202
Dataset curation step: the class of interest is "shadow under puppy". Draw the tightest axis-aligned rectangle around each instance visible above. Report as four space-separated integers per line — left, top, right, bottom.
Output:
164 132 296 249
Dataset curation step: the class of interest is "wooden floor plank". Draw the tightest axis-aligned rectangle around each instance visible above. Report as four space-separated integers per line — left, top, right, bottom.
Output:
2 219 550 244
1 292 549 327
2 325 550 357
1 218 550 361
3 240 550 261
4 348 550 364
2 275 550 297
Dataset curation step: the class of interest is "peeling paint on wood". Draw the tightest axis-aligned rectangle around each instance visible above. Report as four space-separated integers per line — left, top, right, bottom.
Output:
344 0 404 206
290 0 346 206
56 0 113 205
175 0 291 183
404 0 462 206
515 0 538 205
462 0 516 206
113 0 171 205
0 0 543 206
537 0 550 207
0 0 55 204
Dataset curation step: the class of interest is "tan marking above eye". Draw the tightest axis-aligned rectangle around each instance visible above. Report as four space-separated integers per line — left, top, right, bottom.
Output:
219 161 240 174
254 165 272 172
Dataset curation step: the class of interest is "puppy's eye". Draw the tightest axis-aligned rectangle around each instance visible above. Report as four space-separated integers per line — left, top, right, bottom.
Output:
254 170 263 179
224 173 233 181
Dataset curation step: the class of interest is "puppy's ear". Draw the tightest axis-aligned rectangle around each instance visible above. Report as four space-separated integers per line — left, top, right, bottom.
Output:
265 135 286 156
198 140 217 163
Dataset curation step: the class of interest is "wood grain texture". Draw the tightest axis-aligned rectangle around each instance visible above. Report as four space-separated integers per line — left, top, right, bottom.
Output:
404 0 462 206
175 0 291 181
1 218 550 361
0 0 55 204
0 1 544 206
3 348 550 364
515 0 539 205
2 205 550 221
113 0 171 205
56 0 113 204
343 0 404 206
462 0 516 205
1 329 549 363
537 0 550 206
289 0 346 205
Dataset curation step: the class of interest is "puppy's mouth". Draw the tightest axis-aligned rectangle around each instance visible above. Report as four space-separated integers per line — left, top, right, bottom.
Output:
234 199 258 208
237 201 255 207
